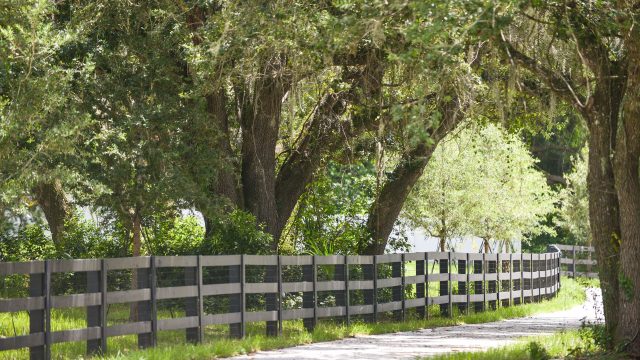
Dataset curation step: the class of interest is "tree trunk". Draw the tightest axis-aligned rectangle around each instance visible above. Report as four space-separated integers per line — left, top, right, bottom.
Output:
362 94 466 255
439 237 446 252
585 108 621 347
130 208 142 321
612 53 640 355
274 49 385 243
362 146 435 255
238 57 290 250
201 89 242 240
208 90 241 208
33 181 70 248
274 91 349 233
132 209 142 257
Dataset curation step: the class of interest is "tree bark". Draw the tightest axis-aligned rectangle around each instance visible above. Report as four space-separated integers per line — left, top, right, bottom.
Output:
208 90 241 207
483 239 490 254
275 49 385 239
362 95 466 255
238 57 290 249
583 103 622 347
33 181 70 248
498 36 623 346
131 208 142 257
612 50 640 355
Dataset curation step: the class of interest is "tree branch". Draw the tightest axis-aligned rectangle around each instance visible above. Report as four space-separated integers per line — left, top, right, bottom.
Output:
498 32 587 110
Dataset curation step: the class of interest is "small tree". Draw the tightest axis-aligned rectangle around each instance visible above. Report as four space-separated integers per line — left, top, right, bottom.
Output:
405 123 556 252
558 146 590 246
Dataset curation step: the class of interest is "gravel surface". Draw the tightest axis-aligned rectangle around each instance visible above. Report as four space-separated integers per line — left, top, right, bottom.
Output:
232 288 602 360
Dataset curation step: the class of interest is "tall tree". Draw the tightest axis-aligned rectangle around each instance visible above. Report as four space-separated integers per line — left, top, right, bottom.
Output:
404 123 556 253
187 0 484 253
486 0 640 353
0 0 89 246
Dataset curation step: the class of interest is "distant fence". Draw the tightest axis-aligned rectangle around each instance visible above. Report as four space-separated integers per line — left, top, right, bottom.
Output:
0 251 561 359
553 244 598 279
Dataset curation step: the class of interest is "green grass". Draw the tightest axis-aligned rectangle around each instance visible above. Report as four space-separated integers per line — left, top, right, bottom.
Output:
0 277 588 360
425 325 625 360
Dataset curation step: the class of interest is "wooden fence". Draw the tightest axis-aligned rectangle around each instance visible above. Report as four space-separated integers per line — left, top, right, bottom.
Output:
0 251 561 359
553 244 597 279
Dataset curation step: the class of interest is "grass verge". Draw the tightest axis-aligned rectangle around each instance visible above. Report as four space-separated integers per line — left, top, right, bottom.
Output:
103 277 587 360
0 277 588 360
426 325 626 360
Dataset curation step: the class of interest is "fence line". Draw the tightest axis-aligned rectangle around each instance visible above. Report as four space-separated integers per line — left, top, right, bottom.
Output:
553 244 597 278
0 251 562 359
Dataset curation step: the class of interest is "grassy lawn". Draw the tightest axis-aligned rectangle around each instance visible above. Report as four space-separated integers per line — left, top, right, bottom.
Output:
0 277 590 360
426 325 625 360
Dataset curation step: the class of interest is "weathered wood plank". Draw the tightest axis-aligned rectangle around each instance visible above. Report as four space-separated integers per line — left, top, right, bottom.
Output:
106 289 151 304
404 252 426 261
377 301 402 312
346 255 373 265
0 261 45 275
244 283 278 294
347 280 373 290
202 312 242 325
154 256 197 268
429 295 449 305
105 321 152 337
377 278 402 288
244 255 278 266
316 280 345 292
376 254 401 264
282 281 313 293
316 306 346 318
315 255 344 265
51 293 101 309
427 273 448 282
0 297 44 312
105 257 150 271
405 297 426 309
245 310 278 322
404 275 426 284
427 252 448 260
157 316 199 331
155 285 198 300
0 333 44 350
51 327 101 344
49 259 101 273
349 304 374 315
201 283 241 296
200 255 241 267
282 308 314 320
280 256 313 266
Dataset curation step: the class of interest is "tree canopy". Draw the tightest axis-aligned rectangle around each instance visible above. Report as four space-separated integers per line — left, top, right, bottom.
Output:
405 123 555 252
1 0 639 353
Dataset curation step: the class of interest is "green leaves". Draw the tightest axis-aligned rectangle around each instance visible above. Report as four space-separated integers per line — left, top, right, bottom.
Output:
557 146 590 245
405 122 556 251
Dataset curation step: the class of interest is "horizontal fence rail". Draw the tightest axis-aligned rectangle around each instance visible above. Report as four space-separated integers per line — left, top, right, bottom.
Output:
0 251 562 359
552 244 598 279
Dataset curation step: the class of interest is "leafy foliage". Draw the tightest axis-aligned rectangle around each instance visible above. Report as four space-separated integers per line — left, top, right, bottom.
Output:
405 122 556 251
287 161 376 255
557 146 590 245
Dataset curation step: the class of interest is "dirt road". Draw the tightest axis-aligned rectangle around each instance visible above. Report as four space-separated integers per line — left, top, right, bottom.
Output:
233 288 602 359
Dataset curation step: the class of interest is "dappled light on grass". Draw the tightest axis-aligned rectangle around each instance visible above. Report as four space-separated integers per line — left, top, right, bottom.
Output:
95 277 585 360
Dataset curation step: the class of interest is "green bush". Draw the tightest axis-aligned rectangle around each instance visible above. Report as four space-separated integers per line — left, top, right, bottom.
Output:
201 210 273 255
0 223 56 262
145 215 205 256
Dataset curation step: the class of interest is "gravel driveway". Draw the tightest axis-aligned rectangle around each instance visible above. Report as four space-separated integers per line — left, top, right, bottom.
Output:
232 288 602 360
